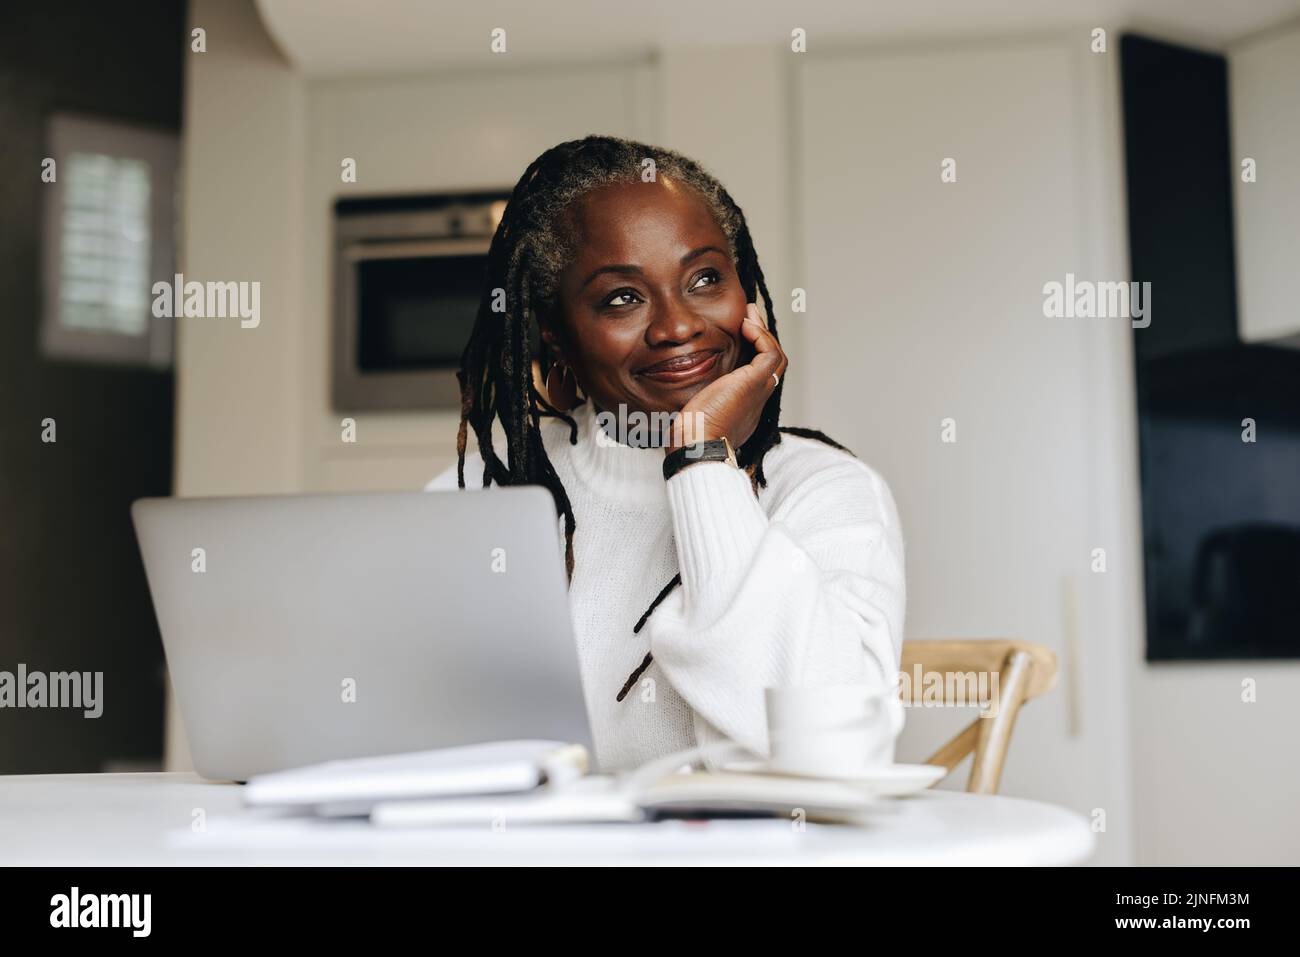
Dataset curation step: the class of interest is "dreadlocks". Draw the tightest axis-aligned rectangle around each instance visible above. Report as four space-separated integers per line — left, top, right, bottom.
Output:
454 134 852 700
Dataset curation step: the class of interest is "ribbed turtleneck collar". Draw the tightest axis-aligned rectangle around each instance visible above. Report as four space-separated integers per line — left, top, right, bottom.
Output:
558 401 670 506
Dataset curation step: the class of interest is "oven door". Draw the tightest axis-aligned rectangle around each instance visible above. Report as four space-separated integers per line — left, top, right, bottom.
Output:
333 236 489 411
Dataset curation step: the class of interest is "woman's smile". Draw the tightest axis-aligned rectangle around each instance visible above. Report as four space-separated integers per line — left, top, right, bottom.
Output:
635 348 724 386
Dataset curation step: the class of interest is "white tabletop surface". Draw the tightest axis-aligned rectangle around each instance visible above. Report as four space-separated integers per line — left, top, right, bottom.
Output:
0 772 1095 865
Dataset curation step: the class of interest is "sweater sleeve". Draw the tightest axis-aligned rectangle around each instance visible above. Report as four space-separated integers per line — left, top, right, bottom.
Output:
642 453 906 761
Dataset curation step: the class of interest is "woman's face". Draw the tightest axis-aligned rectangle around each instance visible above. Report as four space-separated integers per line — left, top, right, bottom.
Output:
542 176 747 417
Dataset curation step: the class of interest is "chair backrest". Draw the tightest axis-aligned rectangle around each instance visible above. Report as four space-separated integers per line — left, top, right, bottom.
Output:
898 639 1058 795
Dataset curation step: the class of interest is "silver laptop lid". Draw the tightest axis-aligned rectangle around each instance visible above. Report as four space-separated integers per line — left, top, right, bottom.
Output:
131 488 591 781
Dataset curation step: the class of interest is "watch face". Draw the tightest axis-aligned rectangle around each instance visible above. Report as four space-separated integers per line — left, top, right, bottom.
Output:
702 439 730 461
700 439 736 467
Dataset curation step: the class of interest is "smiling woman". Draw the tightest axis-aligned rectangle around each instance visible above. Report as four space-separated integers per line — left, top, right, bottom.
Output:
426 135 906 772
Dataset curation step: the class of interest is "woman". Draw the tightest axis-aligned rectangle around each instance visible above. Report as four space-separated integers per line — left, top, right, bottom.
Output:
428 135 905 773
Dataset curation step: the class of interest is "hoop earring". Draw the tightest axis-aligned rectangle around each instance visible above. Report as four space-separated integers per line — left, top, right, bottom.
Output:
545 359 578 412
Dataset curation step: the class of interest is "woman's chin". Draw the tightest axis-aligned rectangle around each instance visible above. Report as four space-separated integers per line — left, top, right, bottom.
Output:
636 383 703 413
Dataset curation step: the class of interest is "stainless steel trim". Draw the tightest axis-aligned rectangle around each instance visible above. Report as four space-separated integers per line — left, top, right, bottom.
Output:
342 237 491 261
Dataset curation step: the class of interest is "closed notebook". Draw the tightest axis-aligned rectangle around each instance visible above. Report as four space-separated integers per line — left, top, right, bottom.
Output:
242 740 589 811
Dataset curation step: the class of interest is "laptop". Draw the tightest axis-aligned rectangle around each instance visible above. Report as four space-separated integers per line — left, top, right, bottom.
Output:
131 488 592 781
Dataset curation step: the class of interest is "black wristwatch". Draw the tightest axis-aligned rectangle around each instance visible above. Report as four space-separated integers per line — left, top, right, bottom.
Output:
662 437 738 480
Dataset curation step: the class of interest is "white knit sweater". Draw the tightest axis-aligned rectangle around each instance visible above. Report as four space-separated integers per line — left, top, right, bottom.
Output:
426 401 906 773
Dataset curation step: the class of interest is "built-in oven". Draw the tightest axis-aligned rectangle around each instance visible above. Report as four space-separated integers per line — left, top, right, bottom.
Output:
332 192 510 410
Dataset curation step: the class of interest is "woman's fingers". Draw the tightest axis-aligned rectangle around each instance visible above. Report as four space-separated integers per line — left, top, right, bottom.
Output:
741 309 787 390
742 311 777 354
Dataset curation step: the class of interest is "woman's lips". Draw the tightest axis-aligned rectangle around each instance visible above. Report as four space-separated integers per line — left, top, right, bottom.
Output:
635 349 723 384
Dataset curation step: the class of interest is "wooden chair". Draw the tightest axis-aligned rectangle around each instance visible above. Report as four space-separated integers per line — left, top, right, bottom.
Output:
899 640 1058 795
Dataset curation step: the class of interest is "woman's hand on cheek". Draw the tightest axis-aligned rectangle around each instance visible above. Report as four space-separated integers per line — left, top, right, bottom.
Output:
666 303 787 454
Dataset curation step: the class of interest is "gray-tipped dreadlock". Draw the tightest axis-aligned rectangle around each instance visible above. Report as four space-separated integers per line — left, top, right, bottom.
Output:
454 134 851 701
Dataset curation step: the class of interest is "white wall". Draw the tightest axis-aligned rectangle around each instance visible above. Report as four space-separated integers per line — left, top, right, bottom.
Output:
177 1 305 500
1129 665 1300 864
1232 20 1300 347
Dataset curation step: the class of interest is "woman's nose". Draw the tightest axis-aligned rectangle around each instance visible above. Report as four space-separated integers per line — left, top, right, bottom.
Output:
645 299 706 346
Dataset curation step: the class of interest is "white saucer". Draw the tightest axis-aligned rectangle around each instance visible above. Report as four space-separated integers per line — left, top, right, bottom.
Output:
721 761 946 796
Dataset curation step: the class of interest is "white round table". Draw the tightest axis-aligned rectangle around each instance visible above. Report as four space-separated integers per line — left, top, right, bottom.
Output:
0 772 1095 865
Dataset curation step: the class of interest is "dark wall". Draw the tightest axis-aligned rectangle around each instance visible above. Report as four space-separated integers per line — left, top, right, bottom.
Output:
1121 35 1239 361
1121 35 1300 661
0 2 185 771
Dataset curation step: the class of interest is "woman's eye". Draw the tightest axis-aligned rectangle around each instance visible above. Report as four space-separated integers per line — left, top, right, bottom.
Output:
690 268 722 292
602 288 642 309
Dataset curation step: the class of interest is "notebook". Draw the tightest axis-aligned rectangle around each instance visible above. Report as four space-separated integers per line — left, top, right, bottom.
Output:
243 740 588 813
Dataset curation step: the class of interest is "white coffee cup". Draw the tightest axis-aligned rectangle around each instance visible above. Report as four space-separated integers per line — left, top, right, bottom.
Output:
764 684 902 779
